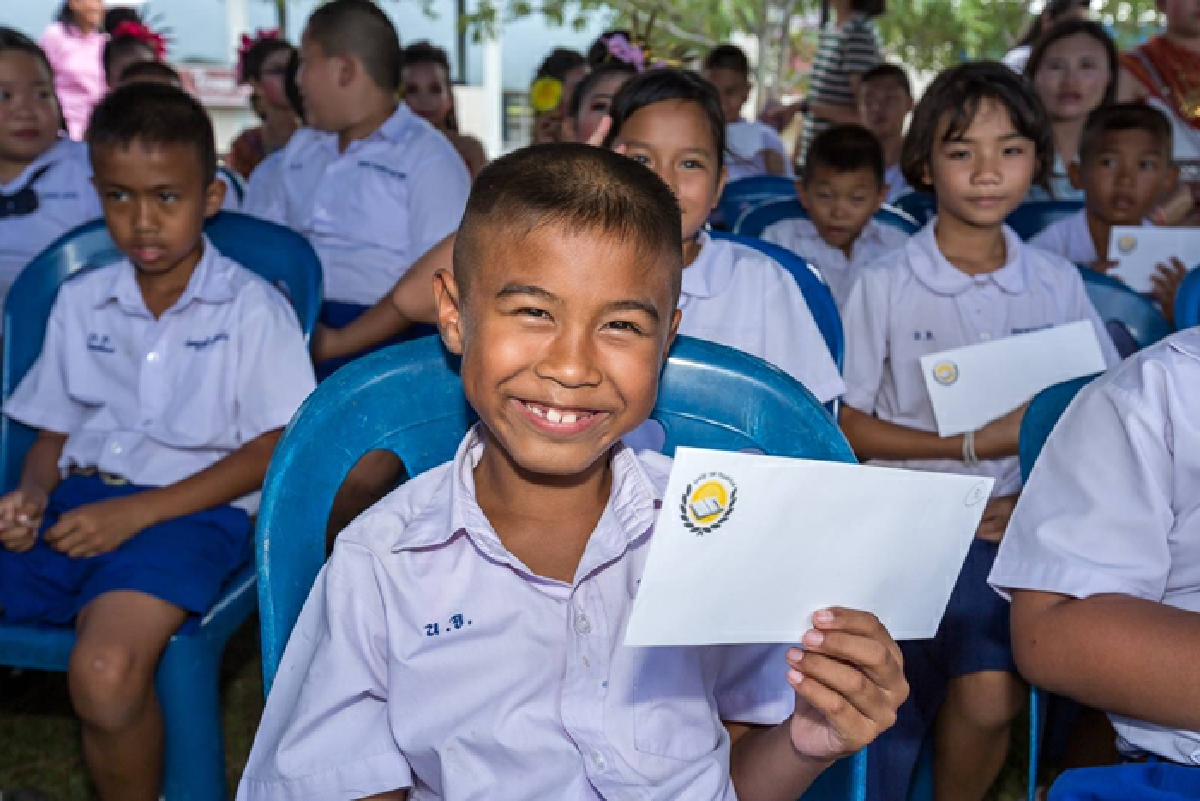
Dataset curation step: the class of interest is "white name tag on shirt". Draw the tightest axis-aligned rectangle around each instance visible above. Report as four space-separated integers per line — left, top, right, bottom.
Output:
1107 226 1200 293
624 447 992 646
919 321 1107 438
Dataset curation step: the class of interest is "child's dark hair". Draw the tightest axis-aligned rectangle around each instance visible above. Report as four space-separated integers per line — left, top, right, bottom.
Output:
859 63 911 98
1015 0 1091 49
87 83 217 184
404 41 459 131
702 44 751 78
901 61 1053 195
118 60 181 86
804 124 886 187
304 0 403 94
102 34 157 82
455 143 683 302
587 30 632 66
56 2 96 32
568 61 638 121
239 37 295 84
535 47 586 81
1025 18 1118 109
1078 102 1173 165
104 7 142 34
603 69 727 172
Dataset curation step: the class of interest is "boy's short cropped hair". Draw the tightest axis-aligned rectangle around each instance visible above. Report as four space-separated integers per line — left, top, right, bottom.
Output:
118 59 182 86
804 124 886 187
454 143 684 302
859 63 911 98
901 61 1053 195
87 83 217 183
1078 102 1173 166
304 0 402 94
702 44 751 78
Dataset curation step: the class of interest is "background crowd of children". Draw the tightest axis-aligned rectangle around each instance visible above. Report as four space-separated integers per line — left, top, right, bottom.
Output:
2 0 1200 799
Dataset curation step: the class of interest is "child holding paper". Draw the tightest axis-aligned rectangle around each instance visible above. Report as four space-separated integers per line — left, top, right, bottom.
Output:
237 143 908 801
838 62 1120 801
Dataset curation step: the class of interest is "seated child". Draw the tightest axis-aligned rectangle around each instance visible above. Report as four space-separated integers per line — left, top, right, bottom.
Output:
402 42 487 178
702 44 793 181
243 49 303 222
0 83 315 801
1032 103 1190 321
0 28 100 308
228 31 299 180
237 141 907 801
990 328 1200 800
253 0 471 374
856 63 914 201
838 62 1120 801
761 124 910 308
563 61 638 143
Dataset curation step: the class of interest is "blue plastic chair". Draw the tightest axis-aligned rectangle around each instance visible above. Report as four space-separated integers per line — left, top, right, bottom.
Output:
1018 374 1101 801
1006 200 1084 241
0 211 322 801
891 193 937 226
1175 266 1200 329
218 164 247 207
731 197 922 239
1077 266 1172 353
717 174 798 227
255 334 867 801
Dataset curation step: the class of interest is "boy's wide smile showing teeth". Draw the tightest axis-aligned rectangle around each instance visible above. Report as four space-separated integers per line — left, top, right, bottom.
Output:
514 399 606 434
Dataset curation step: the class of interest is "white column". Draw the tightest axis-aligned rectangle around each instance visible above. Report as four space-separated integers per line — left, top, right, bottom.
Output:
481 31 503 157
226 0 250 63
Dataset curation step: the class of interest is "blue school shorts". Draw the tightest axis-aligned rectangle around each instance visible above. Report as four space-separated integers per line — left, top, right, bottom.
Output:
316 300 437 381
0 474 251 626
1049 761 1200 800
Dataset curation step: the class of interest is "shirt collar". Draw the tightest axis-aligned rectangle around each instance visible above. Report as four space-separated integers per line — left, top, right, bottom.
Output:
908 220 1028 296
681 231 738 300
1 137 73 193
95 236 235 312
318 103 418 153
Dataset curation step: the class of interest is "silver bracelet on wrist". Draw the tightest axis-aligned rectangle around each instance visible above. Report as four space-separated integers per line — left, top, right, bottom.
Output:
962 430 980 467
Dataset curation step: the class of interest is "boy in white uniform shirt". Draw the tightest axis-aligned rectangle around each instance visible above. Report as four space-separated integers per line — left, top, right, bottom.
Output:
702 44 793 181
0 84 315 801
856 63 914 202
238 142 907 801
256 0 470 376
990 328 1200 800
838 63 1119 801
761 124 909 308
0 30 101 306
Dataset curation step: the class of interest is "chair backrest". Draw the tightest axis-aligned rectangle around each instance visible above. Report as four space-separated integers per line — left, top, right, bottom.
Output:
0 211 323 493
256 334 855 690
1077 266 1172 353
1005 200 1084 241
717 174 798 226
1018 374 1100 480
218 165 247 207
732 197 921 239
1176 266 1200 329
708 230 844 371
891 192 937 226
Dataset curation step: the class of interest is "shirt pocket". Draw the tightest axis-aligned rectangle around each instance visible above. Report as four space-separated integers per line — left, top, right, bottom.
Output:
630 646 722 760
339 159 413 258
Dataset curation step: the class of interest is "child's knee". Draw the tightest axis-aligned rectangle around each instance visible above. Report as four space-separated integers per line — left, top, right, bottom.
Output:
68 641 156 730
953 671 1026 729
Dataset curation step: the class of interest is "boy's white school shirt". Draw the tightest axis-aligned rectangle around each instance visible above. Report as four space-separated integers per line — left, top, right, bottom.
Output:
760 217 910 308
990 328 1200 765
0 138 100 306
725 119 795 183
841 221 1120 497
242 151 286 221
237 427 796 801
1029 208 1099 266
2 238 316 512
256 103 470 306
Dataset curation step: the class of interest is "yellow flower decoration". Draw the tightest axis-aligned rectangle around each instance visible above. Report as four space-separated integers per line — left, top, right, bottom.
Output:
530 77 564 114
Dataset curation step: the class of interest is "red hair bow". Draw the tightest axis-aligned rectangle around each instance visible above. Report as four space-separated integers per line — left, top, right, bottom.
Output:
111 21 168 59
237 28 282 83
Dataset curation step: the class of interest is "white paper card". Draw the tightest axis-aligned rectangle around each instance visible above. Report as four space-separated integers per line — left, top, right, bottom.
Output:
918 321 1107 438
1107 226 1200 293
624 448 993 646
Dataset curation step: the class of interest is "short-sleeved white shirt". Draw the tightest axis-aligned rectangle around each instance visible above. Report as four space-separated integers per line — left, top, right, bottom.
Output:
841 221 1120 496
242 151 286 221
256 104 471 306
3 239 316 511
679 233 845 404
1029 209 1099 266
237 428 795 801
761 217 910 308
990 329 1200 764
0 138 100 305
725 120 795 182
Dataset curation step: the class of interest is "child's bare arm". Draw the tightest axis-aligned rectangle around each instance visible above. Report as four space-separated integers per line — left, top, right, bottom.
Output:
1011 589 1200 729
840 404 1025 462
763 149 788 176
43 429 282 559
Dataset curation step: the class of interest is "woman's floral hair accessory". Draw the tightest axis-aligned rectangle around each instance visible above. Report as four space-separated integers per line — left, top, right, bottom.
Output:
111 21 168 59
530 76 564 114
237 28 282 84
602 33 646 71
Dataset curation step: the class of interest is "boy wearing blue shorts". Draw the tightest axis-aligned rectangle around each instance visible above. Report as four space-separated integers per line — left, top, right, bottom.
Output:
0 84 316 801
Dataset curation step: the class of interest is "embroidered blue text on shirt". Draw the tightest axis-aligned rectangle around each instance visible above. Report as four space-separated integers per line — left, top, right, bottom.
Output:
912 330 934 341
86 333 115 354
185 333 230 350
1011 323 1053 336
358 161 407 181
425 613 471 637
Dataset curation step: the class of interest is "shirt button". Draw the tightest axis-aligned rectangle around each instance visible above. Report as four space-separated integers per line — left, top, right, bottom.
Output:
146 351 160 363
574 613 592 635
980 333 992 341
592 751 608 771
110 442 123 455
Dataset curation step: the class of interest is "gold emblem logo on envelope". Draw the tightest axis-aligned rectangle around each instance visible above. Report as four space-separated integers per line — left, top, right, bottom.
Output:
680 472 737 535
932 361 959 386
1117 234 1137 255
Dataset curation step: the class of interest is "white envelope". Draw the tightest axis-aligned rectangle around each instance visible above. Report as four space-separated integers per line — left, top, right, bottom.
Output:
624 448 993 646
1108 226 1200 293
918 321 1107 438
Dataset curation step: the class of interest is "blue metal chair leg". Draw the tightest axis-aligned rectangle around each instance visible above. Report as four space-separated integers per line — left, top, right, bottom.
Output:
157 633 227 801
